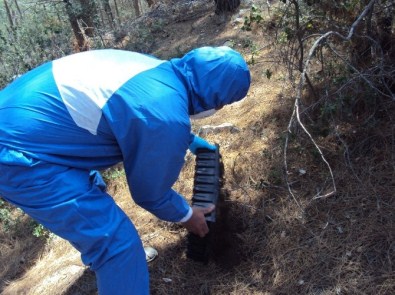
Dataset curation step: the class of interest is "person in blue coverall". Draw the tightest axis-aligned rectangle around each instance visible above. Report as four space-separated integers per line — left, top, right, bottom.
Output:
0 46 250 294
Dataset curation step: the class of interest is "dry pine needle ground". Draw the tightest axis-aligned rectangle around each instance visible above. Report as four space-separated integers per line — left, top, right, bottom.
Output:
1 1 394 294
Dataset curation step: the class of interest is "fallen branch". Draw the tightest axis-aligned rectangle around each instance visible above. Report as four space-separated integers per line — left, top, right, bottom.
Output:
284 0 378 202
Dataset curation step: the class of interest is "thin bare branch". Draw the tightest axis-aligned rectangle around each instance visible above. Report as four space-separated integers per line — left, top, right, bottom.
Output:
284 0 379 202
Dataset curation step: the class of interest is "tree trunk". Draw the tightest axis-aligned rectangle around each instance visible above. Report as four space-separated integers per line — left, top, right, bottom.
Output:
64 0 87 51
113 0 120 21
133 0 141 16
79 0 99 37
13 0 22 18
145 0 154 8
101 0 115 29
3 0 14 29
214 0 240 15
377 0 394 54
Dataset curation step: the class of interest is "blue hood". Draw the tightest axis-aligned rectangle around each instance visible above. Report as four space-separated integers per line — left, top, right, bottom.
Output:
170 46 251 115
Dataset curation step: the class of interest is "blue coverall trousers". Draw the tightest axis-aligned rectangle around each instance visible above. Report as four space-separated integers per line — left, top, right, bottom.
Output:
0 153 149 294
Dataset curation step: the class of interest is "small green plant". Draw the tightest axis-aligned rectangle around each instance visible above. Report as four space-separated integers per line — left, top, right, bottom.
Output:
0 199 13 232
240 39 260 65
341 0 360 12
249 43 260 65
242 5 263 31
277 26 294 44
0 198 23 232
265 69 273 79
32 223 52 239
102 166 125 181
268 167 283 185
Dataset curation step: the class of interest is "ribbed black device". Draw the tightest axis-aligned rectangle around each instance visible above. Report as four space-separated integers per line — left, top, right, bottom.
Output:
186 145 223 264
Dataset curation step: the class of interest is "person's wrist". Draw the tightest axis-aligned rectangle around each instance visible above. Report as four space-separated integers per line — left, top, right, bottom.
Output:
179 207 193 223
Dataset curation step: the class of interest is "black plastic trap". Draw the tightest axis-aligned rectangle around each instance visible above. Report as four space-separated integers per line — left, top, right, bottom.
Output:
186 145 223 264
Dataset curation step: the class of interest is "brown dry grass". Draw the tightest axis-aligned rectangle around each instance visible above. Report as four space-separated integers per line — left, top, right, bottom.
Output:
1 1 394 294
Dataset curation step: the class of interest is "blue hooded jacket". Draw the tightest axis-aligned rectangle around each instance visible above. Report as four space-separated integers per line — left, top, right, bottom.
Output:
0 47 250 222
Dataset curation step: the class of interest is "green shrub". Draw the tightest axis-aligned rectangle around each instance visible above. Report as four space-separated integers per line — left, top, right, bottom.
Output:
0 3 73 88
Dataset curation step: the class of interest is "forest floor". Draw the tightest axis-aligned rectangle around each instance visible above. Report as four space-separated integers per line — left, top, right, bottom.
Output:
1 1 394 294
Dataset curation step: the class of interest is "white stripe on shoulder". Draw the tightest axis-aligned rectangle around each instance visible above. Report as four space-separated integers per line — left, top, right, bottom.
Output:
52 49 165 135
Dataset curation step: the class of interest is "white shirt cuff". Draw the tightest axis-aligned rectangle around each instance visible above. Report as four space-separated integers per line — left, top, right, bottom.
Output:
178 207 193 223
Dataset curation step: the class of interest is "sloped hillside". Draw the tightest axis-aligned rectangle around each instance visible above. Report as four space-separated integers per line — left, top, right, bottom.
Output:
1 1 393 294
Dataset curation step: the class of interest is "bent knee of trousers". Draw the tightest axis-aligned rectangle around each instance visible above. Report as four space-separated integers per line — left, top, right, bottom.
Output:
0 161 141 271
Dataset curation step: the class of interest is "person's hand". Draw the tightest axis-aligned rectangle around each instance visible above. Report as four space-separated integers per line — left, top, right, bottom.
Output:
189 136 216 155
182 205 215 237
